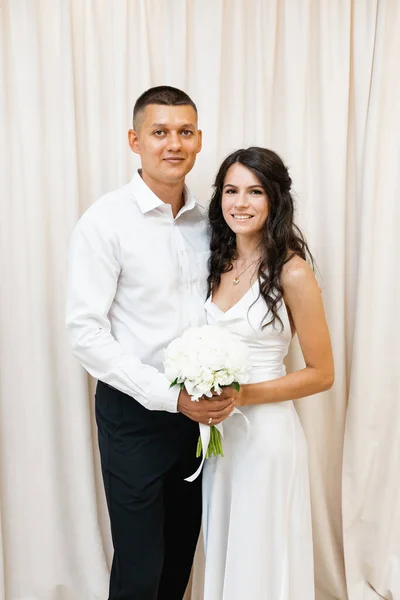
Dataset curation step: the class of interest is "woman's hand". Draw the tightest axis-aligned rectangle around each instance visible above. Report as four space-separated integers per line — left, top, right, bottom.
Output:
218 385 245 406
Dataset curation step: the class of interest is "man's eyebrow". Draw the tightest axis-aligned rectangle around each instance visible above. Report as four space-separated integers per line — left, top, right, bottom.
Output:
149 123 196 129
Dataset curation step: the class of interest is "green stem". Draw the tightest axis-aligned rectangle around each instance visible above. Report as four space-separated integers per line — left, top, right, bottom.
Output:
196 435 202 458
196 426 224 460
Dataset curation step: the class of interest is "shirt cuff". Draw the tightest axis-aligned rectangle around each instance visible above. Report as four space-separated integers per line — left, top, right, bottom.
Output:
148 373 180 412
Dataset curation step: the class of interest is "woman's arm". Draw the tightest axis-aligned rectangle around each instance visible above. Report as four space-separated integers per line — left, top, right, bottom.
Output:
237 256 334 406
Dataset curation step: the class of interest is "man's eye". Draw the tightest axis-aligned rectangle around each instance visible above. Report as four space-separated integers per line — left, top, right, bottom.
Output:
154 130 165 136
181 130 193 136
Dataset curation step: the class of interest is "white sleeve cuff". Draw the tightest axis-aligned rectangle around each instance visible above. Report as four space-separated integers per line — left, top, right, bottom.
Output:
147 373 180 412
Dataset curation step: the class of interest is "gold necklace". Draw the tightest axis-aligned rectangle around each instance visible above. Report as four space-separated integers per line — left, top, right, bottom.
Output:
232 258 259 285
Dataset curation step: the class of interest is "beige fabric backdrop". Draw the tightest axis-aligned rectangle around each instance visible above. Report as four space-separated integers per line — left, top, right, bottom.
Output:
0 1 399 599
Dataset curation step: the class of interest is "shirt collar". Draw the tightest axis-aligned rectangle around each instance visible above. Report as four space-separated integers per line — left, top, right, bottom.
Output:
131 170 199 216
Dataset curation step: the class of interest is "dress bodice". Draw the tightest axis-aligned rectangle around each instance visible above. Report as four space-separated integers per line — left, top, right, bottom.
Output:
205 280 292 384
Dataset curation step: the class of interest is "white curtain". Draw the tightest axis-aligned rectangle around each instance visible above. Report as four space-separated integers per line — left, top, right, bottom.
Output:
0 1 399 599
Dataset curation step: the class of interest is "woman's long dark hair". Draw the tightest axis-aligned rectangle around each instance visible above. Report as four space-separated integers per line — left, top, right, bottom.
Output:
208 147 315 329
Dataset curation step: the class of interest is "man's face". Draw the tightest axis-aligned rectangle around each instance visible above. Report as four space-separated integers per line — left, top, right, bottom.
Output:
128 104 202 185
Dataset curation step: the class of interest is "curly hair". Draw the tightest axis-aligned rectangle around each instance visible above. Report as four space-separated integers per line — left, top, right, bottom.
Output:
207 147 315 330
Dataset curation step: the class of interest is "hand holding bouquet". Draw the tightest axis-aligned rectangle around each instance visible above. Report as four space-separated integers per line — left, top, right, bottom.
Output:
164 325 250 461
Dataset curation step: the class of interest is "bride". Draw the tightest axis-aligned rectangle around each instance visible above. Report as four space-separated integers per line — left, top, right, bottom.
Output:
201 147 334 600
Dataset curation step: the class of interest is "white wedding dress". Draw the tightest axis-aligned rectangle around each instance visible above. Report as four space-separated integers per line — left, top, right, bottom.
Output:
202 280 315 600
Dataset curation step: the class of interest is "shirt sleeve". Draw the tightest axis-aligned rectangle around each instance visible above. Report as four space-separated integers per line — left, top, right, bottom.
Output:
65 211 180 412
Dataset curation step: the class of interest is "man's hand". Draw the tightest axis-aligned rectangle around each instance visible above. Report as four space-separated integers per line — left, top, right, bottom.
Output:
177 388 235 425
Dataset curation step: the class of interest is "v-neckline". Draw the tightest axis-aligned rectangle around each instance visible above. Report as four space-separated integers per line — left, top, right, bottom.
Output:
209 279 259 316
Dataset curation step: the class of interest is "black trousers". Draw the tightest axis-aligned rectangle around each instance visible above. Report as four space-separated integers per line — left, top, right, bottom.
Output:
95 380 202 600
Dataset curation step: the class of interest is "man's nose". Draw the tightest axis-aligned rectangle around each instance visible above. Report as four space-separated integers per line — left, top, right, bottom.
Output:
166 132 182 151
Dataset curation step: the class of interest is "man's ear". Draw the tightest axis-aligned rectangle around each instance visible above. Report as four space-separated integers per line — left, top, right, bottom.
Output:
196 129 203 154
128 129 140 155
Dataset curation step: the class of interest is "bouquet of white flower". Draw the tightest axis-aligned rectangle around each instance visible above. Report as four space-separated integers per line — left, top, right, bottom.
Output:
164 325 250 467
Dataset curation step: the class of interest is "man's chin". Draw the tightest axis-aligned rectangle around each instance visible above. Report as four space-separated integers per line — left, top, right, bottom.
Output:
161 162 195 180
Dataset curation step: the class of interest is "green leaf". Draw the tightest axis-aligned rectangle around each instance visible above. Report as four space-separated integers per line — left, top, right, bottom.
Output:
232 381 241 392
169 378 178 388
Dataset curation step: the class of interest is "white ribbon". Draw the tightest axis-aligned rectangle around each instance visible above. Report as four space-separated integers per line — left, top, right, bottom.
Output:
185 407 250 482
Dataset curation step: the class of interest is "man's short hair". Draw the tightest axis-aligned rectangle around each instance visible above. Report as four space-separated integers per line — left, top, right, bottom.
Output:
132 85 197 129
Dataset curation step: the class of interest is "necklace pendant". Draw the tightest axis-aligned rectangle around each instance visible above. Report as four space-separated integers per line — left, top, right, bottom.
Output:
233 276 240 285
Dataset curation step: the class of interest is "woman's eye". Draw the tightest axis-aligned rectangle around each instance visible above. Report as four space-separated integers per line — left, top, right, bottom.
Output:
250 189 263 195
225 189 236 194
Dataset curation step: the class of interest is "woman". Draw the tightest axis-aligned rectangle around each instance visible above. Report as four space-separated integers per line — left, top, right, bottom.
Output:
202 147 334 599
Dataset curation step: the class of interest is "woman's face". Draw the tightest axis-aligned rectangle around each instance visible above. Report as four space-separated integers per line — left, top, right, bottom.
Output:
221 163 269 238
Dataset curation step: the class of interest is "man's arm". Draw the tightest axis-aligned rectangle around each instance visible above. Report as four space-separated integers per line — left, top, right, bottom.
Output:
66 213 180 412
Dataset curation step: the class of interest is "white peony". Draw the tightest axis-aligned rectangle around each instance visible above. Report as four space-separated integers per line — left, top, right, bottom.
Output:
164 324 250 401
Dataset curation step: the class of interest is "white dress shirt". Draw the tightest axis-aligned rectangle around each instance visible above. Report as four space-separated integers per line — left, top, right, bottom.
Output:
66 170 210 412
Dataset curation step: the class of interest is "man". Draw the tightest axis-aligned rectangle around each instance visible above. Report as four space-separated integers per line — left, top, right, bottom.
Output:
66 86 234 600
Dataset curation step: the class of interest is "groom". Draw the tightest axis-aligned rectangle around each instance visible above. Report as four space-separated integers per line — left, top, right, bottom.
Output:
66 86 234 600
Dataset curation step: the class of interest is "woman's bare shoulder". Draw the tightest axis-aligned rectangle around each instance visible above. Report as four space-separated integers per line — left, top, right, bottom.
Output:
281 255 316 291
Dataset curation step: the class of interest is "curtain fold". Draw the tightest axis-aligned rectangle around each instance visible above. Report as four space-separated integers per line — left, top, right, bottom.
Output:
342 2 400 599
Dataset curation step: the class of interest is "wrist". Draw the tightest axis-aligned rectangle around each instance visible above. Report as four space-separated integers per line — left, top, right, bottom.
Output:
238 384 249 406
177 388 185 411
